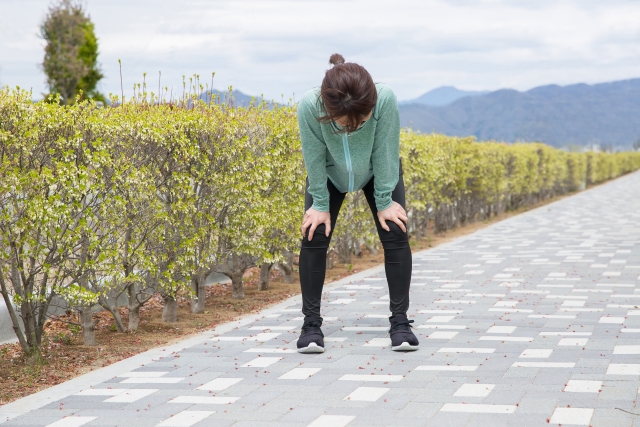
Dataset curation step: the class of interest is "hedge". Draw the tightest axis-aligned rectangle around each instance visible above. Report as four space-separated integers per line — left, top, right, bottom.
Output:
1 87 639 356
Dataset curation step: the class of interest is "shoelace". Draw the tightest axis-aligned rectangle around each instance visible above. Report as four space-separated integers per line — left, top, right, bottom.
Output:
388 319 415 335
301 321 323 336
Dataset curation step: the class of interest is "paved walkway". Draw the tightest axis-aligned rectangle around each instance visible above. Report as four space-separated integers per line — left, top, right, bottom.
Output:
2 171 640 427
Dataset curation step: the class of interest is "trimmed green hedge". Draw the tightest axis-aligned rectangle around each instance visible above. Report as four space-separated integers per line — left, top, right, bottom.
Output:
1 87 639 353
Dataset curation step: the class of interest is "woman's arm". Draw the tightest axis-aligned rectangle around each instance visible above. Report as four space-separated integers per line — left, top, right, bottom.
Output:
370 86 400 212
298 92 330 213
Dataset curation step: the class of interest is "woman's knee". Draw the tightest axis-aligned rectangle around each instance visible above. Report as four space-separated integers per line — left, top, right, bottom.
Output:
301 224 332 249
379 221 409 248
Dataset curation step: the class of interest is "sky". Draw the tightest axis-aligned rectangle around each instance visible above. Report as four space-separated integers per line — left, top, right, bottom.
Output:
1 0 640 101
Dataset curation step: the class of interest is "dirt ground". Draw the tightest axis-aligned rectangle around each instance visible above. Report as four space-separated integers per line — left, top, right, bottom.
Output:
0 195 568 405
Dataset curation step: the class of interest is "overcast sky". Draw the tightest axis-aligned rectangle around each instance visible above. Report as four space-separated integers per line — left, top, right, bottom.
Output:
1 0 639 101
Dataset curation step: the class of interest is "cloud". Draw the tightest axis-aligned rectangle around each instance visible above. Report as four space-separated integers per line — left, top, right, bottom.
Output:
1 0 639 100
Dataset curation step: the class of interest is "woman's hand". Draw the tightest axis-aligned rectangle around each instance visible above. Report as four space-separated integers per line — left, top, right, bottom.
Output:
377 202 408 233
301 207 331 241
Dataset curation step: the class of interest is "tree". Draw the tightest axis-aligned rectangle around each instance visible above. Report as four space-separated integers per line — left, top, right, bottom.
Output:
633 138 640 152
40 0 104 105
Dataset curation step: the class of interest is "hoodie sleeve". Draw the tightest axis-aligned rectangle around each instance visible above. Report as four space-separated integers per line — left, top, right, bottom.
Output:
298 90 330 212
370 86 400 211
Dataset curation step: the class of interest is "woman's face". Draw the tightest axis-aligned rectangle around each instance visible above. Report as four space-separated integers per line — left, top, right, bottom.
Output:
334 110 373 129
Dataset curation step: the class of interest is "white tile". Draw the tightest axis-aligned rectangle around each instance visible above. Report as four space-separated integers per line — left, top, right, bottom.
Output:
591 264 608 268
537 285 574 288
599 317 625 324
196 378 243 391
479 336 533 342
529 315 576 319
621 329 640 333
548 273 566 277
539 332 591 336
427 316 455 323
241 357 282 368
494 274 512 278
512 362 575 368
156 411 215 427
419 310 463 314
415 365 477 371
75 389 125 396
465 270 484 275
279 368 322 380
426 331 458 339
344 387 389 402
486 326 516 334
45 417 97 427
330 299 356 305
244 348 296 353
169 396 239 405
549 408 593 425
453 384 495 397
440 403 516 414
503 268 521 271
519 349 553 358
437 348 495 354
344 284 382 289
559 308 604 312
120 378 184 384
325 337 347 342
493 301 517 307
547 295 587 299
342 326 387 331
364 314 390 318
104 389 158 402
307 415 355 427
118 371 168 378
363 338 391 347
564 380 602 393
558 338 589 346
607 364 640 375
210 332 281 342
264 314 281 318
417 325 466 330
613 345 640 354
603 272 621 276
248 325 297 331
561 300 585 307
338 374 403 382
436 300 476 304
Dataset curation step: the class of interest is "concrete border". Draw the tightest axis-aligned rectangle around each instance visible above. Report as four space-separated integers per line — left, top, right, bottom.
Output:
1 171 634 423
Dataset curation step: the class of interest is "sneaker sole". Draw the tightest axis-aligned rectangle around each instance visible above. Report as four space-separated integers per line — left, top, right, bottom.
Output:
298 342 325 354
392 342 419 351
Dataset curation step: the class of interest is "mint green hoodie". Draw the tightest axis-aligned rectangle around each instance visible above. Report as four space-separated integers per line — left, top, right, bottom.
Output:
297 83 400 213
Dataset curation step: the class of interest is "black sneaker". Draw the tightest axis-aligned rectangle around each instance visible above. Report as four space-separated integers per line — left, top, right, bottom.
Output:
297 317 325 354
389 314 419 351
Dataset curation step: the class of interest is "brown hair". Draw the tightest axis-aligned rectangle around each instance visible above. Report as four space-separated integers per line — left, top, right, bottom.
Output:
318 53 377 134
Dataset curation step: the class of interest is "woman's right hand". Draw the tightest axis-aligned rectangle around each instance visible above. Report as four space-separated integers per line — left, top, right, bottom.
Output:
301 207 331 241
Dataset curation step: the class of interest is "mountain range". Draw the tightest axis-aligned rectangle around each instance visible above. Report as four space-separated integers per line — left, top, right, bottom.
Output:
399 86 488 106
207 78 640 148
399 79 640 148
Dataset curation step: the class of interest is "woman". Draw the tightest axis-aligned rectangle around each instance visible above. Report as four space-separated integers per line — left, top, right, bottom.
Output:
297 53 418 353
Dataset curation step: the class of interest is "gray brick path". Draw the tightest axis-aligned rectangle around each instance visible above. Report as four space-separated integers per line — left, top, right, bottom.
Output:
3 171 640 427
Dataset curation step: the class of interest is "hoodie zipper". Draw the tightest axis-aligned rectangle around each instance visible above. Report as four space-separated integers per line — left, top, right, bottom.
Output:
342 133 354 192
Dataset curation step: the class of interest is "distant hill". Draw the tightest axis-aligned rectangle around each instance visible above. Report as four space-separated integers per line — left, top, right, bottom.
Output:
399 78 640 148
399 86 489 106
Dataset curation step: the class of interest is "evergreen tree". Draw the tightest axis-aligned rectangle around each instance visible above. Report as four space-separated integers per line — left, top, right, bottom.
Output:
40 0 104 104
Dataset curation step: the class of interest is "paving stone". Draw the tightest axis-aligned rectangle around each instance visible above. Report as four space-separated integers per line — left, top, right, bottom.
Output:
4 172 640 426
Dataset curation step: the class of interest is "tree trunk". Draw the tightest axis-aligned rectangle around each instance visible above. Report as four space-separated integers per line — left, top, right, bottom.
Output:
231 272 244 299
127 283 140 331
80 307 96 346
98 296 126 332
277 251 295 283
191 273 206 314
258 263 272 291
162 294 178 322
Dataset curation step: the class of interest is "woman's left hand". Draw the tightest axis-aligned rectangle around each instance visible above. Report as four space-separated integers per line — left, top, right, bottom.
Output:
377 202 408 233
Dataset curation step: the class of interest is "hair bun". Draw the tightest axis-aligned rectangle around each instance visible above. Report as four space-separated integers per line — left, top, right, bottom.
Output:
329 53 345 66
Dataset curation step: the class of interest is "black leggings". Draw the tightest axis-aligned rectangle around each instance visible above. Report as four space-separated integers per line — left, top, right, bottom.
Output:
299 166 412 319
